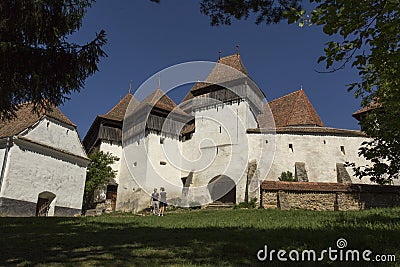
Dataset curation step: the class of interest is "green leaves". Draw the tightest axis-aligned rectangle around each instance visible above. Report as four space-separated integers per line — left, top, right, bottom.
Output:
85 151 119 193
198 0 400 183
0 0 107 119
200 0 303 26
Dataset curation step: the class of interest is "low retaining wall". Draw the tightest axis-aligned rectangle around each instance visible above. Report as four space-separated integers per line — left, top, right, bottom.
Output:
260 181 400 211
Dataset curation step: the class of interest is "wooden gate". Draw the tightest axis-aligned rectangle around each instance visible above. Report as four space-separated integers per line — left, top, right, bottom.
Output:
106 185 118 211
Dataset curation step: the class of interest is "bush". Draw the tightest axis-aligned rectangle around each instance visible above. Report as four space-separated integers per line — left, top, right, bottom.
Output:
233 198 258 209
278 171 296 182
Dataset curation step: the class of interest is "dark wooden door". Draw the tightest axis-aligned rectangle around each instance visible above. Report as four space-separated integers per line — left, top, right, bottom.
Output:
106 185 118 211
36 198 50 216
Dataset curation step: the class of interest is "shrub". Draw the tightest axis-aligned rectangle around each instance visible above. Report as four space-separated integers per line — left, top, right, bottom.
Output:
278 171 296 182
233 198 258 209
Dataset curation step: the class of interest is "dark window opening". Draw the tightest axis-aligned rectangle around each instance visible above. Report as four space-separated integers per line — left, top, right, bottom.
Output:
181 177 187 186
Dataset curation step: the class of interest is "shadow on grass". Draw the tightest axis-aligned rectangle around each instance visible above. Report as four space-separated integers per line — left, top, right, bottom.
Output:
0 210 399 266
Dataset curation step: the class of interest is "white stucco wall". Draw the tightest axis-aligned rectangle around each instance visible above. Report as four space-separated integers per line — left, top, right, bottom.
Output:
248 132 373 184
114 97 394 211
179 101 258 204
0 147 5 173
116 151 149 213
1 144 86 210
23 118 86 157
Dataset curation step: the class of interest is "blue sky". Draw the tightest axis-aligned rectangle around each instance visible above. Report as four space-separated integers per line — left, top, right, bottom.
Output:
63 0 362 137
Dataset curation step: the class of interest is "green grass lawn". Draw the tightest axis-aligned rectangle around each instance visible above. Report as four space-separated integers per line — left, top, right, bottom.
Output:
0 208 399 266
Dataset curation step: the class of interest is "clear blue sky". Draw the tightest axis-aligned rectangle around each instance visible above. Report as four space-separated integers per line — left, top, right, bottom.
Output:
63 0 362 137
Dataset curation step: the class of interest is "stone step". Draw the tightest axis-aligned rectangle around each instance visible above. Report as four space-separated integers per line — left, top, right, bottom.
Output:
205 202 234 209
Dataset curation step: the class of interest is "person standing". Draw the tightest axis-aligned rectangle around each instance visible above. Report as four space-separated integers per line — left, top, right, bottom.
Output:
150 188 159 215
159 187 167 216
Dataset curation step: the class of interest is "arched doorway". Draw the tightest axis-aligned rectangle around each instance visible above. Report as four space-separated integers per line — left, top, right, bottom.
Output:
35 191 56 217
208 175 236 203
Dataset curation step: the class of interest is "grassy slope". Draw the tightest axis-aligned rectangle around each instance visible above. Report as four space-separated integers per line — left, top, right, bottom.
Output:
0 208 399 266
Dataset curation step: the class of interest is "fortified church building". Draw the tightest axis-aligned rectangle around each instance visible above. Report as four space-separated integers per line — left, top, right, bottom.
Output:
84 53 394 213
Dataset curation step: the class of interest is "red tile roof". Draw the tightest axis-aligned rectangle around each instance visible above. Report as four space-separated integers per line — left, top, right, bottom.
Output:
267 89 324 127
99 93 139 122
0 102 76 138
183 54 249 101
135 88 187 116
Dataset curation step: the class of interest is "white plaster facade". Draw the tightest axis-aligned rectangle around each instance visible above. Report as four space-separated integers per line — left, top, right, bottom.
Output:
108 98 375 213
0 116 89 217
85 54 385 213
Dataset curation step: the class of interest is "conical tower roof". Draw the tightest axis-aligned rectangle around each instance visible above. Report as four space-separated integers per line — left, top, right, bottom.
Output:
135 88 187 116
182 53 249 101
99 93 139 122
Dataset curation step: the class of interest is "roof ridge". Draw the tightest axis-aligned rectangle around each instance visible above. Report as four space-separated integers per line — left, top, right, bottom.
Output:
300 90 315 126
285 90 302 126
137 88 187 115
0 102 76 138
103 92 133 116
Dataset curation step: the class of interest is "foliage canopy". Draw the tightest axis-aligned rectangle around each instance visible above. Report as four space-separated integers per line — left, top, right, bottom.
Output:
85 151 119 194
0 0 107 119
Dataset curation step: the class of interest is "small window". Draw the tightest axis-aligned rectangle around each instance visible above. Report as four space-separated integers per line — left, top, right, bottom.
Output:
216 147 219 155
219 126 222 133
160 161 167 166
160 137 165 144
323 140 326 144
181 177 187 186
66 130 69 135
265 140 269 144
133 162 137 167
289 144 294 153
340 146 346 155
47 122 50 127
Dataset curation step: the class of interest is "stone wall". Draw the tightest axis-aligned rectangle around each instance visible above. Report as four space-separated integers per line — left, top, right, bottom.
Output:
260 181 400 211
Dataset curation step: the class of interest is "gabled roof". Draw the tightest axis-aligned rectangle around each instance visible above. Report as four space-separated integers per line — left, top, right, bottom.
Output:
135 88 187 116
99 93 139 122
0 102 76 139
182 53 249 101
267 89 325 127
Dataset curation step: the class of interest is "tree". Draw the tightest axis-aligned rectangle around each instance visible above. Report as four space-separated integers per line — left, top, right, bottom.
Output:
199 0 400 184
199 0 301 26
83 151 119 210
0 0 107 120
